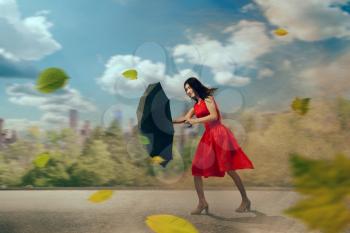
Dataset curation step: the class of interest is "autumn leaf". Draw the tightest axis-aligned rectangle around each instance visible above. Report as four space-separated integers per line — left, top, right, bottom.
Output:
285 153 350 233
36 67 69 93
88 190 114 203
291 97 310 115
122 69 138 80
150 156 165 165
33 152 51 168
274 28 288 36
145 214 199 233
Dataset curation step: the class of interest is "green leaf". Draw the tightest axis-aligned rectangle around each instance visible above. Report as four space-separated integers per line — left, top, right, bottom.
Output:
286 153 350 233
145 214 199 233
36 67 69 94
139 135 150 145
291 97 310 115
122 69 138 80
285 192 350 233
34 152 51 168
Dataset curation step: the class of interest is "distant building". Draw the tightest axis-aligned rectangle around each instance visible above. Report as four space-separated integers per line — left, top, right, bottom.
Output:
0 118 18 148
69 109 78 132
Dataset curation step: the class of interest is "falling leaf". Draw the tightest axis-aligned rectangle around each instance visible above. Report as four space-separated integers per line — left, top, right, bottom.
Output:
274 28 288 36
34 152 51 168
285 153 350 233
145 214 199 233
139 135 150 145
88 190 114 203
36 67 69 93
122 69 138 80
150 156 165 165
291 97 310 115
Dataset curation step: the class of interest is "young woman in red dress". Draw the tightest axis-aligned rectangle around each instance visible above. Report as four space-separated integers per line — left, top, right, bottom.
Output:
173 77 254 215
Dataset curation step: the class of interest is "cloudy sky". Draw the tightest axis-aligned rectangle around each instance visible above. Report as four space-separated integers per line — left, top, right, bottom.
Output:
0 0 349 133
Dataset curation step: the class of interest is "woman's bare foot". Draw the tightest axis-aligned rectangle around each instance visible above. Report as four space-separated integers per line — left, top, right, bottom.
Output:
190 202 209 215
235 199 251 213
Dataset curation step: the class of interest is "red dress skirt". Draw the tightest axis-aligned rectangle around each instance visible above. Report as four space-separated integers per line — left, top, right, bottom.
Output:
192 97 254 178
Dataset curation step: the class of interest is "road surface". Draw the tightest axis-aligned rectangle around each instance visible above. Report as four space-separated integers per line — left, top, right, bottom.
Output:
0 189 308 233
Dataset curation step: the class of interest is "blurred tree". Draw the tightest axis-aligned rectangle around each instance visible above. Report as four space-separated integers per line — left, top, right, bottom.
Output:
182 136 199 172
22 151 70 187
81 125 104 155
59 128 82 166
0 153 8 186
102 120 147 185
69 140 115 186
4 139 45 169
336 97 350 130
103 120 126 163
26 126 41 141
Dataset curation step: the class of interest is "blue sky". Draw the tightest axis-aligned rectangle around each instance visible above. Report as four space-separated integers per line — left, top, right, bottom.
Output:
1 0 350 133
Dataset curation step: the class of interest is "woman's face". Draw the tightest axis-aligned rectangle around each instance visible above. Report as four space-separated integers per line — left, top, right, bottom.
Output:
184 83 195 98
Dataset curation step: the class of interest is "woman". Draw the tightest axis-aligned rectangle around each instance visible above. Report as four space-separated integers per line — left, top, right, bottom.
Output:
172 77 254 215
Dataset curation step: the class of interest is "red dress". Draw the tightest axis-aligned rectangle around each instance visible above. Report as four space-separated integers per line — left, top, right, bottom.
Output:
192 96 254 178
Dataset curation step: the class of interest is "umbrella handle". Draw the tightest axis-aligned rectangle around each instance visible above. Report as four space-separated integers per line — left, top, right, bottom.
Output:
184 122 192 128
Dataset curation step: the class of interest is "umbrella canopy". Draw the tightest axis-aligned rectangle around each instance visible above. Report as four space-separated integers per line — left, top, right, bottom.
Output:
136 82 174 167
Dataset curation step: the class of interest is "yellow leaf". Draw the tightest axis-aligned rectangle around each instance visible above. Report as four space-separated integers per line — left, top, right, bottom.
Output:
34 152 50 168
88 190 114 203
291 97 310 115
150 156 165 165
286 153 350 233
122 69 138 80
145 214 199 233
274 28 288 36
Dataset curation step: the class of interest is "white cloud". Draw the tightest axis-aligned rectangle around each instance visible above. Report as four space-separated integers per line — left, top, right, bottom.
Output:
6 83 97 128
257 68 274 80
2 118 42 132
254 0 350 41
96 54 203 100
2 117 92 134
173 20 274 87
40 113 67 125
96 55 165 98
162 69 200 100
298 52 350 96
97 20 276 99
215 71 251 86
240 3 258 13
0 0 61 61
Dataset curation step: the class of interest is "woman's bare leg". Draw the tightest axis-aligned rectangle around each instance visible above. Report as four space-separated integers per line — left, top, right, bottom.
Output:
193 176 208 206
227 170 251 211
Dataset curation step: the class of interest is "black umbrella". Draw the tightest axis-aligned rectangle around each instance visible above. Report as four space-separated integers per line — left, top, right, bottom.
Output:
136 82 174 167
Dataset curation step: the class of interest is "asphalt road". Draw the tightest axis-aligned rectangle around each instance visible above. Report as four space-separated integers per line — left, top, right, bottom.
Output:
0 189 308 233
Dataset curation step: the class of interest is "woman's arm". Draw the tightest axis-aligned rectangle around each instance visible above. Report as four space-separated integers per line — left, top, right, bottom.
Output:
172 107 195 124
172 116 186 124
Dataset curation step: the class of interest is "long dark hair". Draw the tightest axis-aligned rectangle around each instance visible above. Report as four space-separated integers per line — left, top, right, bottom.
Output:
184 77 218 103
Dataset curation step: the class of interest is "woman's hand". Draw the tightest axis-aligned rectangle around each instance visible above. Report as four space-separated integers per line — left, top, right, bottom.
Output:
185 118 198 125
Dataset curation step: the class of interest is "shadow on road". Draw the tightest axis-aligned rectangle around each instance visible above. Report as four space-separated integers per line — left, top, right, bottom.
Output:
205 210 289 224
